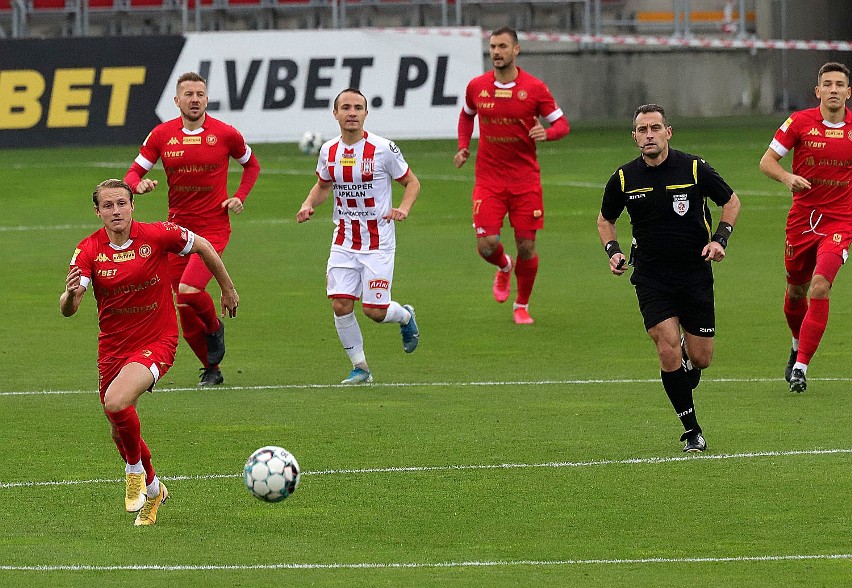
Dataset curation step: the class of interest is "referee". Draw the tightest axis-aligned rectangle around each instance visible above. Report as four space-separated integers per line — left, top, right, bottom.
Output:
596 104 741 453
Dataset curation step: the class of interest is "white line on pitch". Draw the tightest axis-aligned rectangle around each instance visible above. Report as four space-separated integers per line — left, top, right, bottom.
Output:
3 376 852 397
1 553 850 572
1 448 849 490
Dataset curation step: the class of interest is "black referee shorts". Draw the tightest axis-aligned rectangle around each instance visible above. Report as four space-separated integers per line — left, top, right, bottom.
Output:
631 270 715 336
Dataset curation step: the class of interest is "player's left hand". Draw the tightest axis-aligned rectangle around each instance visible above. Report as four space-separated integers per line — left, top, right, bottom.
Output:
702 241 726 262
528 121 547 142
383 208 409 222
222 198 245 215
221 287 239 318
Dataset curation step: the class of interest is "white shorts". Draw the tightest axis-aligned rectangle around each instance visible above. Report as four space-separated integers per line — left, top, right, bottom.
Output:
326 248 395 308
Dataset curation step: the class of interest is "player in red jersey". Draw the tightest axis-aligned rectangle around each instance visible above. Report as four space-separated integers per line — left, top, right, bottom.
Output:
759 62 852 393
60 179 239 525
124 71 260 387
297 88 421 385
454 27 570 324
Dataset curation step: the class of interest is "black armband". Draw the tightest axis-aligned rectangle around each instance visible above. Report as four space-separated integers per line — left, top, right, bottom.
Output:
604 240 623 258
711 222 733 249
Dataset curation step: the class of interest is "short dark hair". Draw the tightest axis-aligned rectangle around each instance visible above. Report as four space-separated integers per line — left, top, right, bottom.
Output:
818 62 850 84
333 88 368 111
491 27 518 44
176 71 207 90
632 104 669 129
93 178 134 207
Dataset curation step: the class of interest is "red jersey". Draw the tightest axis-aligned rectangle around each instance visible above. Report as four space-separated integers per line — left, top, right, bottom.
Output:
70 221 195 358
130 115 253 235
316 131 411 253
462 67 565 188
769 106 852 222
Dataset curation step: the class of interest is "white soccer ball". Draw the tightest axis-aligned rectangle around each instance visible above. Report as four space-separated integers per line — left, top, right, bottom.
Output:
298 131 323 155
243 445 301 503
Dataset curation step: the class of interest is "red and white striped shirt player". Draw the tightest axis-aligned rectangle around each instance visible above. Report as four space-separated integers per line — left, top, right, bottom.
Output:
297 88 421 386
317 131 411 253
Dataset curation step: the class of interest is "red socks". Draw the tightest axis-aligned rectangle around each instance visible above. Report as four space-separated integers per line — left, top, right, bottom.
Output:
106 406 142 465
514 255 539 306
480 243 509 269
797 297 829 365
177 291 219 333
177 303 211 367
784 293 808 339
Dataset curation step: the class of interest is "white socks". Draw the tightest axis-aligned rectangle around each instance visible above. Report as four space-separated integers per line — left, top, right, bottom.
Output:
334 312 367 368
382 301 411 325
125 460 144 475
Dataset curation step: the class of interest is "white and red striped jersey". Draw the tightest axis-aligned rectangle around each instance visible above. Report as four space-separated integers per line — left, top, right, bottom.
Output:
316 131 411 253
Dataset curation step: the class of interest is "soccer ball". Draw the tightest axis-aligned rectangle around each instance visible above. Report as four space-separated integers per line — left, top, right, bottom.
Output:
298 131 323 155
243 445 301 503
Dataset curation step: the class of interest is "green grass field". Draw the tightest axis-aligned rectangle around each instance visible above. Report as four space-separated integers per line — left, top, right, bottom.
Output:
1 118 850 586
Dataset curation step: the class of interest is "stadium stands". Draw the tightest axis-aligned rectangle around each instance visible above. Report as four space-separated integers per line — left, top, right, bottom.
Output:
1 0 755 40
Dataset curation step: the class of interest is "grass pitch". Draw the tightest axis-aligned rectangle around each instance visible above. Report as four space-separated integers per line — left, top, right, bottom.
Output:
0 118 850 586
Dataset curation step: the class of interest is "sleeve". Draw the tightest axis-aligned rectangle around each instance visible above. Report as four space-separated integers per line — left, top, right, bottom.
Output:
70 239 92 290
316 142 332 182
697 158 734 207
233 152 260 202
124 129 160 190
386 141 410 181
157 222 196 256
457 80 476 150
769 113 799 157
600 169 627 221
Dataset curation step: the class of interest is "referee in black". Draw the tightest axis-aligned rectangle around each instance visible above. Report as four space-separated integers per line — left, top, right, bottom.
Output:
596 104 741 453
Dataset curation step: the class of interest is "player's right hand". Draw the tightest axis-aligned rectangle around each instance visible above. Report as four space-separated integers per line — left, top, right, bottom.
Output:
453 148 470 169
296 205 314 223
65 266 82 293
136 179 158 194
610 254 627 276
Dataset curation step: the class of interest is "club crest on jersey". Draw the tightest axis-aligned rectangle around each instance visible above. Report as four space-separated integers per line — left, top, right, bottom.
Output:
518 90 528 100
672 194 689 216
206 134 218 146
361 158 374 175
139 244 152 258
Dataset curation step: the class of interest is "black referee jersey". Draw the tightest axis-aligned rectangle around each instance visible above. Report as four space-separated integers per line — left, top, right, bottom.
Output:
601 148 734 275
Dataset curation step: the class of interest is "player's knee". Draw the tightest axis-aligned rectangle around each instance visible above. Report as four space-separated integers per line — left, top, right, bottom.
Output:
809 275 832 299
363 307 386 323
103 393 130 414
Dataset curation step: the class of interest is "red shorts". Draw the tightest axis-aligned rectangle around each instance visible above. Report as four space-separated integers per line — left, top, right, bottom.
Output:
169 231 229 292
97 339 177 404
472 183 544 238
785 213 852 285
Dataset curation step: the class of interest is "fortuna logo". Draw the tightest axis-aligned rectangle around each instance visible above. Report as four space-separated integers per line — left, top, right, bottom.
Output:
807 128 822 136
167 137 179 145
113 250 136 263
95 253 109 262
825 129 843 138
495 89 512 98
183 136 202 144
368 279 389 290
479 89 490 98
341 148 356 167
